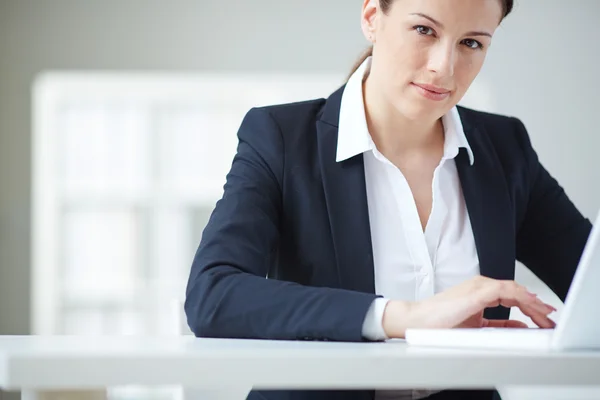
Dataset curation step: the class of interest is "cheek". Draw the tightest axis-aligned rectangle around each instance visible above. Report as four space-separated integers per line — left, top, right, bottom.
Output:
455 55 485 90
388 43 427 84
383 31 426 67
402 38 430 64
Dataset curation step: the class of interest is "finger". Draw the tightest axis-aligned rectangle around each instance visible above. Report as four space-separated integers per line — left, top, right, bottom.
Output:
484 319 529 328
516 293 557 326
520 305 557 329
492 303 554 329
480 282 556 329
490 282 556 315
527 293 557 311
505 297 556 317
487 293 555 319
513 301 556 328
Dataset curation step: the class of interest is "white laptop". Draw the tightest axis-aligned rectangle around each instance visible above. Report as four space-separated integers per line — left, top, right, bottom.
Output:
405 211 600 351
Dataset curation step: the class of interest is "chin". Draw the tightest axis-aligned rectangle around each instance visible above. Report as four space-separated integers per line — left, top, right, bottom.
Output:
395 100 442 122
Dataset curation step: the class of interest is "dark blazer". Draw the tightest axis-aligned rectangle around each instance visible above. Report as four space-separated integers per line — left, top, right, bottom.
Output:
184 85 592 400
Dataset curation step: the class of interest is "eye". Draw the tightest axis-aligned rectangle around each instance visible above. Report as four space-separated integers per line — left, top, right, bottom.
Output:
414 25 435 36
462 38 484 50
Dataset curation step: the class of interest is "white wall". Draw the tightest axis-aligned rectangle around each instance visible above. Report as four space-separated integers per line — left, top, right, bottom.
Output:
481 0 600 220
0 0 598 338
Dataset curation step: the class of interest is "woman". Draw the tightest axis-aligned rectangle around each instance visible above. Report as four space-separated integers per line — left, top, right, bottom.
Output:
185 0 592 399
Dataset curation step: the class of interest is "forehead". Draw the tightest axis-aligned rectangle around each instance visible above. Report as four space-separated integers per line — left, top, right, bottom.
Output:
387 0 504 31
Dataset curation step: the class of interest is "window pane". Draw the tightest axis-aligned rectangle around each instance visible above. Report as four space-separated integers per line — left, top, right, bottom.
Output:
155 108 239 200
63 307 145 336
62 208 139 303
150 208 192 288
104 308 145 335
62 308 104 335
60 103 150 198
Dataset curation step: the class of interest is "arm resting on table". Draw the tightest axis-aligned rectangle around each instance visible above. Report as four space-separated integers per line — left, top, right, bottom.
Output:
184 107 381 342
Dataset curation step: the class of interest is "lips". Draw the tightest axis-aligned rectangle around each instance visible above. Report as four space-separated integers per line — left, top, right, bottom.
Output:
412 83 451 94
411 82 452 101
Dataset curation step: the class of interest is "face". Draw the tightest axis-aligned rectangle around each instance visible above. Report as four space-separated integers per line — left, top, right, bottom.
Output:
361 0 504 121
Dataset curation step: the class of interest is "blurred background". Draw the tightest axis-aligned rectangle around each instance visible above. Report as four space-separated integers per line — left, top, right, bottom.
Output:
0 0 599 399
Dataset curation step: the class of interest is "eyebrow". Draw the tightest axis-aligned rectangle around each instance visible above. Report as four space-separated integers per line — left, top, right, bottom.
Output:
409 12 492 38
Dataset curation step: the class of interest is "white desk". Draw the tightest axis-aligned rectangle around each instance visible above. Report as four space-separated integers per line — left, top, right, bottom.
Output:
0 335 599 400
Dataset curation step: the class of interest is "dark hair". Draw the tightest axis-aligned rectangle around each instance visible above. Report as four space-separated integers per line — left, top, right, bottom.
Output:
347 0 514 78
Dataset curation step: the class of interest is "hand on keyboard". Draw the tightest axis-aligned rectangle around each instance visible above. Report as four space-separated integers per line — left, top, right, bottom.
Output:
382 276 557 338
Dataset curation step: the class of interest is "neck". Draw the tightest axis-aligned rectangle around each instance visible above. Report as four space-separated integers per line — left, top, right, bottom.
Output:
362 75 443 158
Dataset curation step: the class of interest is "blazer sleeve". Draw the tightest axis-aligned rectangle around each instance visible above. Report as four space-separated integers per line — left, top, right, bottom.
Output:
184 107 379 342
513 117 593 301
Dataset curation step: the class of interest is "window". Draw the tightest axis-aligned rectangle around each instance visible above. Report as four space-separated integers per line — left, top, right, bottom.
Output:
32 72 343 400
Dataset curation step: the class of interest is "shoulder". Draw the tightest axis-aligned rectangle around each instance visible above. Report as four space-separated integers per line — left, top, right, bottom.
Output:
238 84 344 141
236 97 329 167
233 97 329 175
456 105 534 159
457 105 522 134
457 106 543 215
243 98 327 133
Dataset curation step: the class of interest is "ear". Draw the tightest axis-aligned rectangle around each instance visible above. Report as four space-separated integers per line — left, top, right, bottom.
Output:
361 0 378 43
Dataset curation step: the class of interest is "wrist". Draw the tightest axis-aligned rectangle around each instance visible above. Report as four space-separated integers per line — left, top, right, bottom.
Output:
382 299 413 339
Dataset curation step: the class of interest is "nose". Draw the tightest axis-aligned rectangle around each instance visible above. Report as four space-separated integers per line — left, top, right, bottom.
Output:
427 41 456 78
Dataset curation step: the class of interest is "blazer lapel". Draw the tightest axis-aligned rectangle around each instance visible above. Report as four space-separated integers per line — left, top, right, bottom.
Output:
316 87 376 294
313 95 516 318
456 109 516 320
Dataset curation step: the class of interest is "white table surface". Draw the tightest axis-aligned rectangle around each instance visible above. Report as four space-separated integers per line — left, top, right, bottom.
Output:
1 335 600 396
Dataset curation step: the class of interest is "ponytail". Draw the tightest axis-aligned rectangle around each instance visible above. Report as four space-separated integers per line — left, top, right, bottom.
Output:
346 46 373 82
